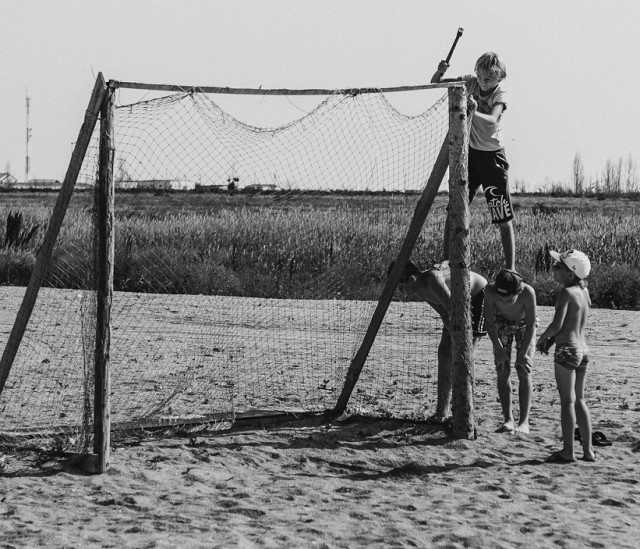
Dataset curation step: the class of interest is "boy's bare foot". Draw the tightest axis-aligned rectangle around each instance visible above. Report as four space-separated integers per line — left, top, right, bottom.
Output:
425 413 450 425
582 450 596 462
495 420 515 433
546 450 576 463
515 420 530 434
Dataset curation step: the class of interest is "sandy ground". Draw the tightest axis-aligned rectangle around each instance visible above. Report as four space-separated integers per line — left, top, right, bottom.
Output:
1 304 639 548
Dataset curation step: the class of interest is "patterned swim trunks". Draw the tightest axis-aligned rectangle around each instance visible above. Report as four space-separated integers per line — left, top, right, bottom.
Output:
495 314 536 369
554 343 589 372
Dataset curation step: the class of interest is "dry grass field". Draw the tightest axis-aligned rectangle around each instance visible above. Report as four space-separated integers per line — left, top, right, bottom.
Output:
3 191 640 306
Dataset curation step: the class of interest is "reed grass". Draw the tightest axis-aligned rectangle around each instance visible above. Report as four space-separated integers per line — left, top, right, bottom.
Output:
1 192 639 309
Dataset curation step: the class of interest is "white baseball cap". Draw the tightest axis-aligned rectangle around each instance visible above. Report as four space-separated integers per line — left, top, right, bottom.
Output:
549 249 591 279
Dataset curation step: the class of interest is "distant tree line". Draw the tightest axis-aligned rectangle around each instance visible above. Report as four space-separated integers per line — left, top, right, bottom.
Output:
572 152 638 195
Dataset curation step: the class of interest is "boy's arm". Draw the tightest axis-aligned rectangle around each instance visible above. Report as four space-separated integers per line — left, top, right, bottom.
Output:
426 270 451 311
430 60 448 83
430 60 465 84
469 102 505 124
537 289 569 349
429 302 452 333
483 286 509 368
515 286 537 369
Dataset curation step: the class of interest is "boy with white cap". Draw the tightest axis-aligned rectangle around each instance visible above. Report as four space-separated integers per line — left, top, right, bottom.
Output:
484 269 537 434
537 249 595 463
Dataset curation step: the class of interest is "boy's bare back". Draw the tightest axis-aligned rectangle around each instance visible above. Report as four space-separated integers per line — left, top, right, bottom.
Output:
553 285 591 346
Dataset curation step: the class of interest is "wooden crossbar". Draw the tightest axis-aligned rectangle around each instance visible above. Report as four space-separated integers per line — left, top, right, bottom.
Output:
110 80 464 96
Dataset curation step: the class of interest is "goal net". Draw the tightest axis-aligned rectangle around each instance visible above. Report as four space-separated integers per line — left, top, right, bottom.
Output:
0 76 459 466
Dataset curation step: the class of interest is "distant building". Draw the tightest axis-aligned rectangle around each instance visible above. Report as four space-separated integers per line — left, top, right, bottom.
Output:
195 184 228 193
27 179 61 189
243 183 281 193
116 179 197 191
0 173 18 186
116 179 139 190
4 178 62 190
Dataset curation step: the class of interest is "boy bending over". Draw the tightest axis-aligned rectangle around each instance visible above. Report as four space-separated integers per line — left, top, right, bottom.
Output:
484 269 537 434
396 260 487 424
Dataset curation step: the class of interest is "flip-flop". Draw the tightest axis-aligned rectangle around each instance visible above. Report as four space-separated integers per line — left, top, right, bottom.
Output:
592 431 612 446
546 451 576 464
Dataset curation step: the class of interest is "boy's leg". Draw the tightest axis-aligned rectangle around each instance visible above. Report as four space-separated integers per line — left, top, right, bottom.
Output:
496 364 515 432
441 215 450 261
429 329 452 422
476 148 514 269
574 367 594 460
515 365 532 434
498 220 515 271
472 335 483 353
554 363 578 460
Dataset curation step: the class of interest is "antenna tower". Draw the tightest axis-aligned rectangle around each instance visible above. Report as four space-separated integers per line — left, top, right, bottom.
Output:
25 92 31 183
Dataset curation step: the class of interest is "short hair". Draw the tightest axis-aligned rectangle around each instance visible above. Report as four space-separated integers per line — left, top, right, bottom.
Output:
494 269 523 296
475 52 507 79
388 259 422 284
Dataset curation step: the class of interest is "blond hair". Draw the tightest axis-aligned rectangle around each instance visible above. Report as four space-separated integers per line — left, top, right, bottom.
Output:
475 52 507 79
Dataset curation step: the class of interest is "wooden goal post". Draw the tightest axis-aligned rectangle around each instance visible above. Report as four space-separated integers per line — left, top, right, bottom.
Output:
447 85 475 439
0 79 475 476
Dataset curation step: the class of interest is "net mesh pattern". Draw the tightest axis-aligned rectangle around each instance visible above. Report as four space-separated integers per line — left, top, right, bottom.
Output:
0 87 449 471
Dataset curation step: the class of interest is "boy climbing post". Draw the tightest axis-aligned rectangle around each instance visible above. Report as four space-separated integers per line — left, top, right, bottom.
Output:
431 52 515 270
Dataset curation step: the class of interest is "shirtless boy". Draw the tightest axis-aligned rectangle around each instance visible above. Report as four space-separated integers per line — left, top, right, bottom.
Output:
396 260 487 424
537 249 595 463
484 269 537 434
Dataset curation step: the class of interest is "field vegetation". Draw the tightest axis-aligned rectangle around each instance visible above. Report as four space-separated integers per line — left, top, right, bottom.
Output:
1 190 640 309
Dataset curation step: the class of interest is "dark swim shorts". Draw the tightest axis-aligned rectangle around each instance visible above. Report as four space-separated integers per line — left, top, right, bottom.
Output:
468 148 513 224
471 288 486 337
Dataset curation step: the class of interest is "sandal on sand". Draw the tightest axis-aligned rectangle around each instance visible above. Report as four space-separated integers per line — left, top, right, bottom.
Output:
592 431 613 446
574 429 612 446
546 451 576 464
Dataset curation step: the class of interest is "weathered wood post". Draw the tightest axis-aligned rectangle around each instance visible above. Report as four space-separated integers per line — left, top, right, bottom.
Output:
93 82 116 473
448 85 475 439
334 134 450 414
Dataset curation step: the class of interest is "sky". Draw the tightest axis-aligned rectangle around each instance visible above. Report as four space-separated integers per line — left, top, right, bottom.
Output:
1 0 640 191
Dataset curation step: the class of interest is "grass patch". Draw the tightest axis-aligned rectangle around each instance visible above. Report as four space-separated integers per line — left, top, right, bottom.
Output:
1 192 639 309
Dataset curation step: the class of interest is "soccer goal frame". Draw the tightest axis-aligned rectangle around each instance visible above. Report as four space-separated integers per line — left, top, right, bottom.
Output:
0 74 473 474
